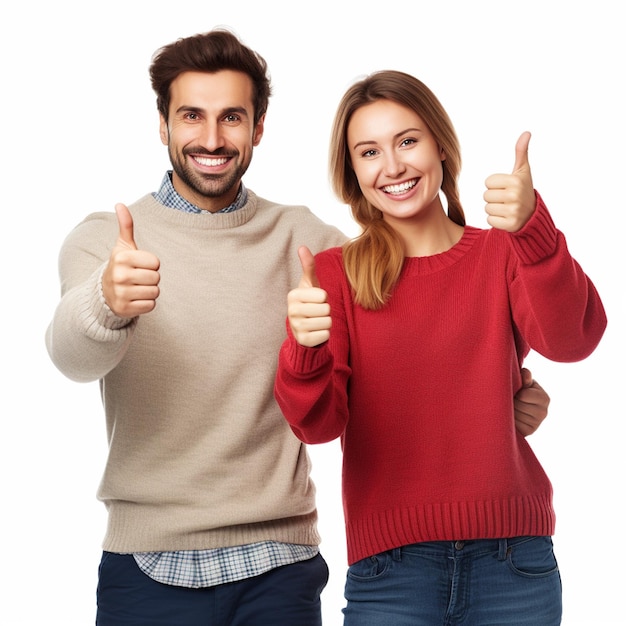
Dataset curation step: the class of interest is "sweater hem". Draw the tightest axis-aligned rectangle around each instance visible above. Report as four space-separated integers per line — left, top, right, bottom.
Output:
345 494 555 565
101 510 321 553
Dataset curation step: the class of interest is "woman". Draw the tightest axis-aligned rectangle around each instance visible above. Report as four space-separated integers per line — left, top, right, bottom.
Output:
274 70 607 625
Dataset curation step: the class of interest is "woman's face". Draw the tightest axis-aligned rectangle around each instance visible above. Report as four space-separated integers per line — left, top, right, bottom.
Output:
347 99 445 225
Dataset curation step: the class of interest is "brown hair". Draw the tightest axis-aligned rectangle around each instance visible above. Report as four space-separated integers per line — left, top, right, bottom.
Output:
149 28 271 124
329 70 465 310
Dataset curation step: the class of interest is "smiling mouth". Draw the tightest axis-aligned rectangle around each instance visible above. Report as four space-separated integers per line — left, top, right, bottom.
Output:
382 178 418 195
193 155 230 167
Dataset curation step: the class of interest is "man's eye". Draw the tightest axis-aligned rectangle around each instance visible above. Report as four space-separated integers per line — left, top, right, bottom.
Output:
224 114 240 123
185 112 199 121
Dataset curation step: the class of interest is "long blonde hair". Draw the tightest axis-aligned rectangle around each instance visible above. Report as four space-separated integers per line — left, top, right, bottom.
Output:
329 70 465 310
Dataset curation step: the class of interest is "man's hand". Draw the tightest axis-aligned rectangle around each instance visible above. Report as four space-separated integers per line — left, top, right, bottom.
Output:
287 246 332 347
484 132 536 232
101 203 161 318
514 367 550 436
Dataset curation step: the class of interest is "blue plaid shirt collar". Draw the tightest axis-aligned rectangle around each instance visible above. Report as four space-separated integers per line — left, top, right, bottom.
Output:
153 171 248 214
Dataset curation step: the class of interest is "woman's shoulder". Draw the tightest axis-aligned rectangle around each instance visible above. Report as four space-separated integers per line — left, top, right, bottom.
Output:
315 245 344 265
314 246 346 280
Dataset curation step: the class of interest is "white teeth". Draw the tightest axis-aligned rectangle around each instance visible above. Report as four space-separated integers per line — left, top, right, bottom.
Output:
195 156 228 166
382 179 417 194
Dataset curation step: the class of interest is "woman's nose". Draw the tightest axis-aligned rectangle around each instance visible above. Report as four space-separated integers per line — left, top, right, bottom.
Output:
383 153 406 177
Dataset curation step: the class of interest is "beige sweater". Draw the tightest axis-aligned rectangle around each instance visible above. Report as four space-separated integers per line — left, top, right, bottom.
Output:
45 190 346 552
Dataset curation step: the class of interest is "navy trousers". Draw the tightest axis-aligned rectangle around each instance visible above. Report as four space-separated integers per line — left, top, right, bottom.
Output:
96 551 329 625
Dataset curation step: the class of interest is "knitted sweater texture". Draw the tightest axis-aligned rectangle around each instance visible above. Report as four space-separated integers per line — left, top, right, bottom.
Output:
46 190 346 552
274 194 606 565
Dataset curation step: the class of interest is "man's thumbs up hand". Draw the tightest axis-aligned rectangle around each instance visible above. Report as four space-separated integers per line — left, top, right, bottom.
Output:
102 203 161 318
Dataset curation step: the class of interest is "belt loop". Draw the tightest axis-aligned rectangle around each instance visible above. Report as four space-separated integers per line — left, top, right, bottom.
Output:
392 547 402 562
497 539 508 561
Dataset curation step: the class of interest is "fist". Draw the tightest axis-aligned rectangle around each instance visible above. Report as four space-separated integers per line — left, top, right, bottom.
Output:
101 203 161 318
483 132 536 232
287 246 332 347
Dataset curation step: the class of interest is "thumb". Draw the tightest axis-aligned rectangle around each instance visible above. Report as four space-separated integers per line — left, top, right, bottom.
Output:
114 203 137 250
520 367 533 388
512 131 531 174
297 246 320 288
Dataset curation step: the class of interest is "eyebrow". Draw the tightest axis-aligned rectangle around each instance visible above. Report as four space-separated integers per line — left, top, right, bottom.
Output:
352 127 423 150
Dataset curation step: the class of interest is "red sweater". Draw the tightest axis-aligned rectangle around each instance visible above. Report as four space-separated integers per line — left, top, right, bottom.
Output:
275 194 606 565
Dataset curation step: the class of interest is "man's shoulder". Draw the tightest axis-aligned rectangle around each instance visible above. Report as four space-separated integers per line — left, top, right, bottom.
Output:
252 193 346 238
62 194 156 245
253 193 317 219
66 210 117 241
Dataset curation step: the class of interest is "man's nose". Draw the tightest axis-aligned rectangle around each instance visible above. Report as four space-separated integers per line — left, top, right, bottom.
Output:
200 120 226 151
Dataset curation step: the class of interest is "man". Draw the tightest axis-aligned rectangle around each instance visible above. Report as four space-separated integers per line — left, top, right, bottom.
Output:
45 28 550 625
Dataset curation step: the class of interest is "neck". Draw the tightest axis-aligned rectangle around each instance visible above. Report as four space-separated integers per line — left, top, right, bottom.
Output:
171 172 240 213
388 210 464 258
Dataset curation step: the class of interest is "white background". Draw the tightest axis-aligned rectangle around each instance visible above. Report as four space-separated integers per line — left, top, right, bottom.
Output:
1 1 624 624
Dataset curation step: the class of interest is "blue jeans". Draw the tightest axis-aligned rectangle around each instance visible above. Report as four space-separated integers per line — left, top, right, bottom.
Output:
96 551 328 625
343 536 562 625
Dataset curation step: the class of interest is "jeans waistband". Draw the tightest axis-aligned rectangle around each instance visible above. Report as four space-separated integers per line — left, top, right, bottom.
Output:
396 536 541 561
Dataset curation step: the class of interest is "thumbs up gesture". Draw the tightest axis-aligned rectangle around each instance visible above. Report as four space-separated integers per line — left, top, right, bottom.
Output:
101 203 161 318
483 132 536 232
287 246 332 347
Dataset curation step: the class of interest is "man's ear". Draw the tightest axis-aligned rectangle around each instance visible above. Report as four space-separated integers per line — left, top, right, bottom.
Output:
159 114 169 146
252 114 266 146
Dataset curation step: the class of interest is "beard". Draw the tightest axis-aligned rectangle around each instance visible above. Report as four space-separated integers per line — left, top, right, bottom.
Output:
169 145 251 199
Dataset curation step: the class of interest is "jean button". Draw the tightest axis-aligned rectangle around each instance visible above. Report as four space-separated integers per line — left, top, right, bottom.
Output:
454 540 465 550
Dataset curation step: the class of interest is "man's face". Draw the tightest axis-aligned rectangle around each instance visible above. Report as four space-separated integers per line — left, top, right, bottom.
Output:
160 70 264 212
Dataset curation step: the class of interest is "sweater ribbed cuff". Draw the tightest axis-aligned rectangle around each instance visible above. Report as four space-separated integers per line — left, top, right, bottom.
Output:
78 265 137 339
284 337 333 376
509 191 558 265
